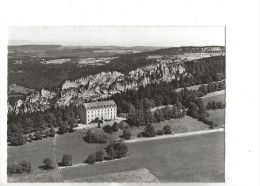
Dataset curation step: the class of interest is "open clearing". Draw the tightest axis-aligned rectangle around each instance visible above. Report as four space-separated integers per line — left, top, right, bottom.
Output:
64 168 159 182
8 136 61 182
8 116 223 182
201 90 225 104
60 132 224 182
55 116 209 165
208 109 225 126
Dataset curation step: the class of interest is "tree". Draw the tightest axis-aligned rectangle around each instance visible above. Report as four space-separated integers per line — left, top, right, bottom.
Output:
163 125 172 134
19 160 32 173
114 141 128 158
45 130 50 137
206 102 212 110
43 158 55 170
49 128 56 137
95 151 104 162
9 134 27 146
28 133 33 142
103 125 113 134
34 131 43 140
121 129 131 140
7 160 31 175
156 129 165 135
111 122 119 132
58 124 68 135
105 141 128 159
143 124 156 137
85 154 96 165
62 155 72 166
85 129 108 144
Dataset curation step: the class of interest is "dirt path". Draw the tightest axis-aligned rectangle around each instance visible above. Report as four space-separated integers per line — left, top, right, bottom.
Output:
125 128 224 144
53 134 63 182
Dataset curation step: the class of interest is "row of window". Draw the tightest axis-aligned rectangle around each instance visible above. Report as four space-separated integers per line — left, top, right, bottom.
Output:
87 108 116 114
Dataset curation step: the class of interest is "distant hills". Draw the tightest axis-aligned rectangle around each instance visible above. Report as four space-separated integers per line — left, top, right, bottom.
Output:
8 45 164 58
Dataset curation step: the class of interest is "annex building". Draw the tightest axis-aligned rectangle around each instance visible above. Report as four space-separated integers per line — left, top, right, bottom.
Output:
78 100 117 124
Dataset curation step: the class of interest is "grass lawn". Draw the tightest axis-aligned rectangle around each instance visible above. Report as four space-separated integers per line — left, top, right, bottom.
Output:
130 116 209 138
208 109 225 126
202 92 225 105
65 168 159 182
55 116 209 165
60 132 225 182
7 136 61 182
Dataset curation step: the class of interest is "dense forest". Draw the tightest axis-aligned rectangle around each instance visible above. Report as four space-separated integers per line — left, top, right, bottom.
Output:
8 47 225 90
7 79 225 146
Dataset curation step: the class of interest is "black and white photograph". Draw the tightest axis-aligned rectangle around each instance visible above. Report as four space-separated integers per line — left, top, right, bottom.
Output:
0 0 259 185
6 26 226 183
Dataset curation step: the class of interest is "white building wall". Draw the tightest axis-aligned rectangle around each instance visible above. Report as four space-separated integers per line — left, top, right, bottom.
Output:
85 106 117 124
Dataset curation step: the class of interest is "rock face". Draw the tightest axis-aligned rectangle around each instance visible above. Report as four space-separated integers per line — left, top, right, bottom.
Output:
8 61 186 114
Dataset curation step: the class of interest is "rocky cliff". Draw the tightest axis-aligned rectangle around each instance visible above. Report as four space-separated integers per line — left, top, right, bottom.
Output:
8 60 186 114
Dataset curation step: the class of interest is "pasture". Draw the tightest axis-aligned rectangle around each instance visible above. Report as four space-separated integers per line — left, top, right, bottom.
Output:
60 132 225 182
55 116 209 165
201 91 225 104
208 109 225 126
7 136 61 182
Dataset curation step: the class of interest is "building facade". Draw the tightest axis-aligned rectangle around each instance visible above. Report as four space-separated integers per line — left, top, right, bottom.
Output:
78 100 117 124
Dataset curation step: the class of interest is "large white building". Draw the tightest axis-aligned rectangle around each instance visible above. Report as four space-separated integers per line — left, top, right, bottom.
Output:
78 100 117 124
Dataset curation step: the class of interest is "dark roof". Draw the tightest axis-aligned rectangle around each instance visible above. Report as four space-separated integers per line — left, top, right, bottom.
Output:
83 100 116 109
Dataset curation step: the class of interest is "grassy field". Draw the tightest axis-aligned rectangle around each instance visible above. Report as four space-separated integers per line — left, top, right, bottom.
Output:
7 136 61 182
55 116 209 165
201 91 225 104
130 116 209 138
60 132 224 182
65 168 159 182
208 109 225 126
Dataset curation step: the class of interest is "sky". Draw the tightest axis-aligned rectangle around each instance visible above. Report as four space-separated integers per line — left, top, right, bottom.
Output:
8 26 225 47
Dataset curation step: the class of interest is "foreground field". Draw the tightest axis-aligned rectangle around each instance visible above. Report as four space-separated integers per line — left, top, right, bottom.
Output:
60 132 224 182
65 168 159 182
8 137 61 182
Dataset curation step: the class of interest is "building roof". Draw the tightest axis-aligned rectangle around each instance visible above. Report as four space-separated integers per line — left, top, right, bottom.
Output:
83 100 116 109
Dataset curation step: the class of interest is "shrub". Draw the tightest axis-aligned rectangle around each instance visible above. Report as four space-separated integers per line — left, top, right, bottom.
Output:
28 134 33 142
163 125 172 134
34 131 43 140
19 160 32 173
137 133 143 137
95 151 104 162
7 162 19 175
85 153 96 165
45 130 50 137
114 141 128 158
43 158 55 170
85 129 108 144
62 154 72 166
143 124 156 137
103 125 113 134
105 141 128 160
49 128 56 137
121 129 131 140
156 129 165 136
118 121 129 130
58 124 68 135
9 134 27 146
111 122 119 132
8 160 32 175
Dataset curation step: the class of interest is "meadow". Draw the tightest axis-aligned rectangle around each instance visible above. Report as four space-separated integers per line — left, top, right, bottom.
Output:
60 132 224 182
7 136 61 182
